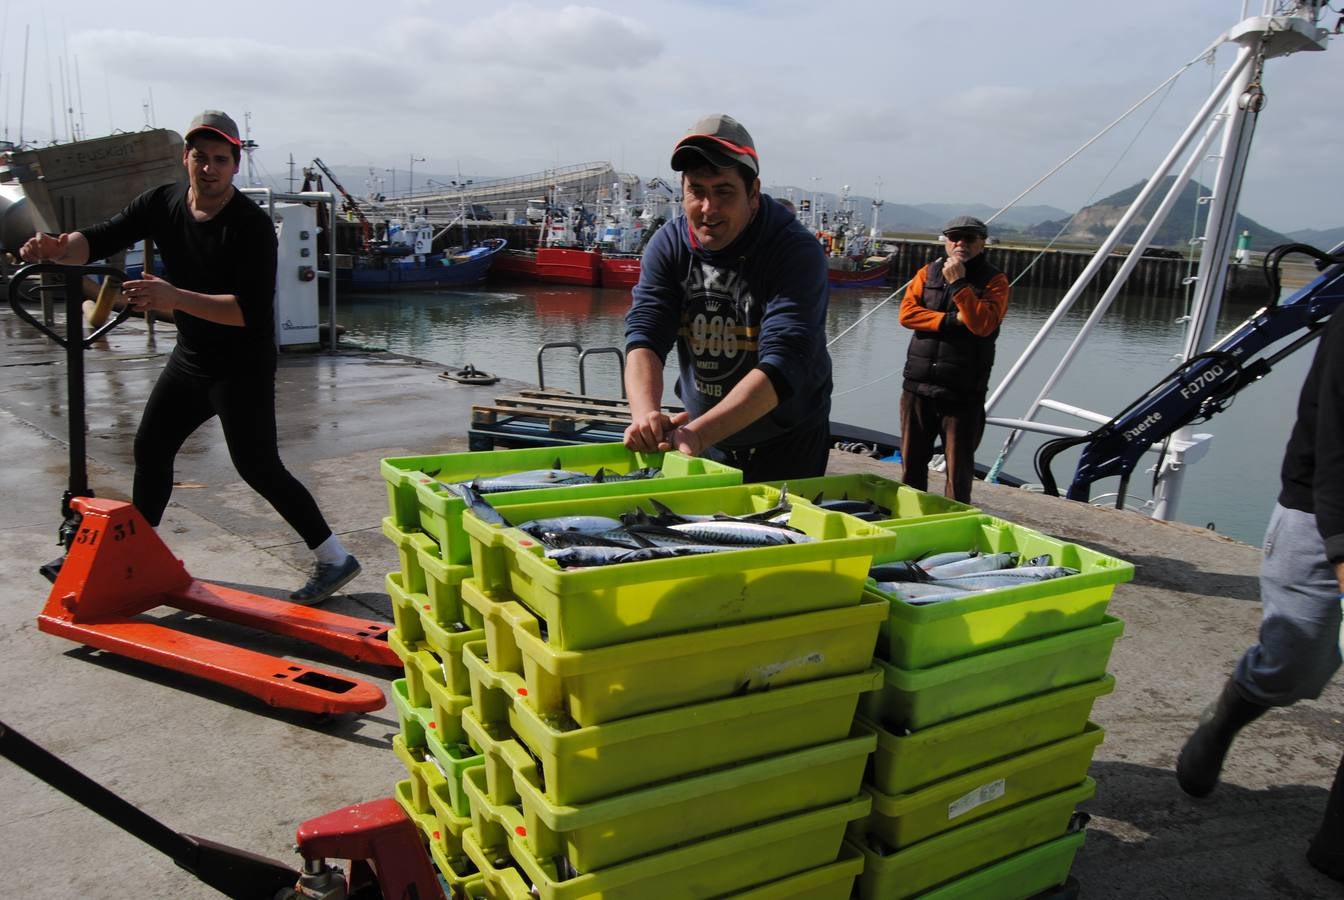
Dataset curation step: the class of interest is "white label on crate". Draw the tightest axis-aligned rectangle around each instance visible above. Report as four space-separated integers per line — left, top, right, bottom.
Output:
948 778 1006 820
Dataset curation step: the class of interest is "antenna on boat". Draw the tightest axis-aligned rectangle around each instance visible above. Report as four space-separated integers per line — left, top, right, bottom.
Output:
18 25 29 147
242 112 260 188
870 177 883 239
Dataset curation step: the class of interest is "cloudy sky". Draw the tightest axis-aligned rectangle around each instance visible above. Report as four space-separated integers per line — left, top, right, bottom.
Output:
3 0 1341 230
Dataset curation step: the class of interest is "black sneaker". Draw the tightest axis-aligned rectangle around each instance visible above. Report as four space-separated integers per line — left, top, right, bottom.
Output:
290 555 361 605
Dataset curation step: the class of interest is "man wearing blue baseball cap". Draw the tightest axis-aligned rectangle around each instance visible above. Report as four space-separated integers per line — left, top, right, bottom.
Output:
21 110 360 604
623 114 833 481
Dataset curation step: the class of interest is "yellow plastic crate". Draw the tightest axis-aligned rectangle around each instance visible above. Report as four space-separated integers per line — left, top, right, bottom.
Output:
866 676 1114 796
379 444 742 563
464 724 873 872
463 483 898 650
415 539 484 630
461 577 887 726
388 570 484 697
765 472 979 524
463 644 881 805
422 672 473 744
381 517 430 595
729 843 864 900
870 515 1134 668
861 616 1124 731
854 724 1104 849
393 779 478 889
463 784 870 900
424 726 485 819
853 779 1095 900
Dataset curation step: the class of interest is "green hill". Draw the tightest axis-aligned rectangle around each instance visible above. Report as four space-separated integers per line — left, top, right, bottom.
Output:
1025 177 1294 252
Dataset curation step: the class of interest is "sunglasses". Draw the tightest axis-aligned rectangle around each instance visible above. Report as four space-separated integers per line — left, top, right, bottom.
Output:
944 231 983 243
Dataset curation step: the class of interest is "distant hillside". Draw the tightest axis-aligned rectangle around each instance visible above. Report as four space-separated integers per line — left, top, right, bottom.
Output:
1025 178 1294 252
1288 226 1344 251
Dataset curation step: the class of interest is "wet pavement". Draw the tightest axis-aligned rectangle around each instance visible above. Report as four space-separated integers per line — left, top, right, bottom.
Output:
0 307 1340 898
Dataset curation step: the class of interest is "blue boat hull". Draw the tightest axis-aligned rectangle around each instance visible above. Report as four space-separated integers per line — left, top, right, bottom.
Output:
341 238 506 289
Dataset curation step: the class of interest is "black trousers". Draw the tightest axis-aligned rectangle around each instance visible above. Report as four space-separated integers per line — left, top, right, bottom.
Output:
711 420 831 483
132 359 332 549
899 390 985 503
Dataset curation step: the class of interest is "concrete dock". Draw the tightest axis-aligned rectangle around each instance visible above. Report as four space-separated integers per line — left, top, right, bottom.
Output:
1 310 1340 898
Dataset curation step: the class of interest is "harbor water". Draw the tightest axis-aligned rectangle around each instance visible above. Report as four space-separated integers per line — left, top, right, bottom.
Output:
338 278 1309 547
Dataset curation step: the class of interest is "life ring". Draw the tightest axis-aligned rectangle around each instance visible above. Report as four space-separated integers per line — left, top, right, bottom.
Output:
439 364 499 385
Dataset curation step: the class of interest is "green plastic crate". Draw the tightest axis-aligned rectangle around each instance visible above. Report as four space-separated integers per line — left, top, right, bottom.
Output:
414 540 483 630
765 472 979 524
463 483 899 650
915 830 1085 900
862 616 1124 731
391 677 435 748
730 843 864 900
462 783 869 899
424 726 485 818
865 675 1114 795
854 724 1104 849
870 515 1134 668
463 644 881 806
853 778 1095 900
379 443 742 562
461 577 887 726
422 672 474 744
463 723 873 872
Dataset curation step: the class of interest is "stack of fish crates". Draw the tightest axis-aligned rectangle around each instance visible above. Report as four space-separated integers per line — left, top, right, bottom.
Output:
848 512 1133 899
378 443 743 894
452 482 901 898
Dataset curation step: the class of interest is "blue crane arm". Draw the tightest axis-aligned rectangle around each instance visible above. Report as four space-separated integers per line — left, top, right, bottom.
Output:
1036 242 1344 503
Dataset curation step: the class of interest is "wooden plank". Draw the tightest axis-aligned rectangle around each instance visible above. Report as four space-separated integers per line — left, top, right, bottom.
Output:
468 404 634 428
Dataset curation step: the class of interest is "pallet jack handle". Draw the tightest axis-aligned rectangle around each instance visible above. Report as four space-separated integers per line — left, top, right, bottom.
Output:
0 718 301 899
7 263 134 580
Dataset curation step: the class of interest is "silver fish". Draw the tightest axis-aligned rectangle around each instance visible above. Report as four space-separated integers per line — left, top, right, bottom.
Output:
667 520 813 546
923 551 1020 578
916 549 979 568
868 561 931 583
873 580 971 600
519 515 625 536
457 483 512 527
928 566 1080 590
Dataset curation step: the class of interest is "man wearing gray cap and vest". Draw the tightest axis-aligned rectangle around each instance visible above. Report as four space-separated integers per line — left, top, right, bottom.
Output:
623 114 833 481
898 215 1010 502
21 110 360 605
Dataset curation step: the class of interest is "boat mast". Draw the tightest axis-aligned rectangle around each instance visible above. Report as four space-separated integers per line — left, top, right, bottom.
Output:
983 1 1331 520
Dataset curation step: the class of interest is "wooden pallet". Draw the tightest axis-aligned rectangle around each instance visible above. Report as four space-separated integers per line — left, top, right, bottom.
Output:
469 389 682 451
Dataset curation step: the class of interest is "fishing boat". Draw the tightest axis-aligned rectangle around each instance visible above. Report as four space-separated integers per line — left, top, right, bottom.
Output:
827 255 891 288
821 185 893 288
342 219 507 289
978 1 1344 522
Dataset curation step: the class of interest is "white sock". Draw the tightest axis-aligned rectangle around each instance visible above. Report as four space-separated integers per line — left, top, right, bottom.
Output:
313 534 350 565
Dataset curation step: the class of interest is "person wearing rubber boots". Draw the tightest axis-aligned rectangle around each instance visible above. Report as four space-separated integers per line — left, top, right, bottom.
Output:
19 110 360 605
623 114 832 482
1176 311 1344 882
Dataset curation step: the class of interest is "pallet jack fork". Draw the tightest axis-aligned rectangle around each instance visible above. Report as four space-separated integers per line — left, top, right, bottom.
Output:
40 496 399 715
1 719 447 900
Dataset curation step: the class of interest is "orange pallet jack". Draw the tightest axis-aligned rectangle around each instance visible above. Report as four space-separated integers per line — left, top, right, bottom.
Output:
1 719 447 899
13 262 397 715
40 495 397 715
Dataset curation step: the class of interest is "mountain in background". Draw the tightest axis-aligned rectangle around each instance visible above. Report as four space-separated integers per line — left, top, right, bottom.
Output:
1023 178 1294 251
911 203 1071 231
1288 226 1344 250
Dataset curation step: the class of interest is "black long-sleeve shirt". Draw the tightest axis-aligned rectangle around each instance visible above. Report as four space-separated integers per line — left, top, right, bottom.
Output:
83 183 278 377
1278 310 1344 564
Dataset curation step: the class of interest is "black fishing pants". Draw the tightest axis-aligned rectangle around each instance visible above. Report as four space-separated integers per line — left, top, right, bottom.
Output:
711 420 831 483
132 359 333 549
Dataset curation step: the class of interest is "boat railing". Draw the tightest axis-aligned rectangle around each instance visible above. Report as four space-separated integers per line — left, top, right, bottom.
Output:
537 341 626 398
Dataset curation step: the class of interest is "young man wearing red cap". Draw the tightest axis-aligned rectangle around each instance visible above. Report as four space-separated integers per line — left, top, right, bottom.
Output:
623 114 833 481
20 110 360 604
